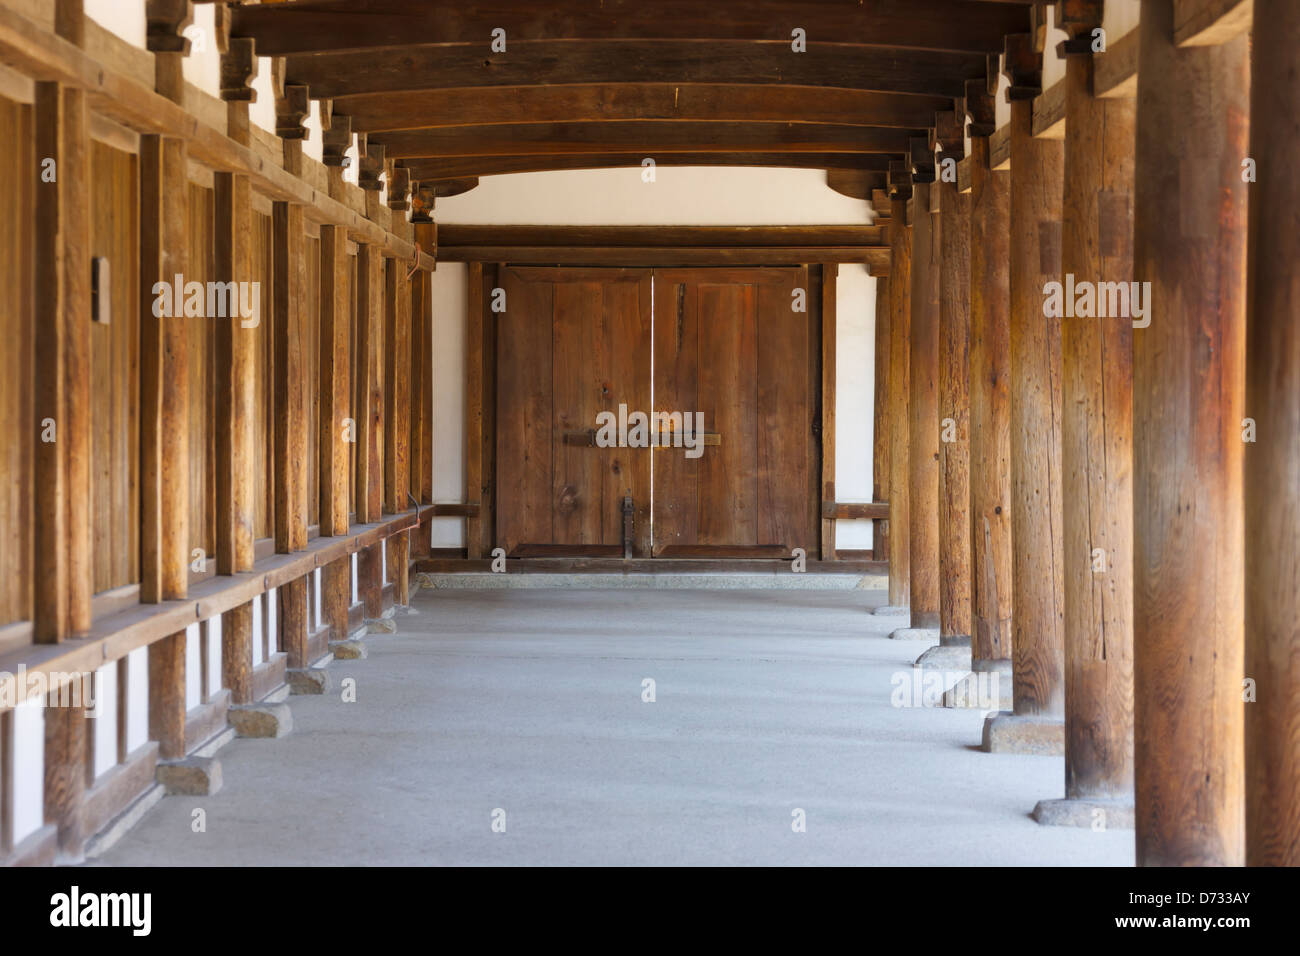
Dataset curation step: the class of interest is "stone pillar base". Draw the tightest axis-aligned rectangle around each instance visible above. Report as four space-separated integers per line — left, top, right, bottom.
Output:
942 659 1012 709
1032 797 1135 830
329 638 368 660
981 711 1065 754
913 643 971 670
156 756 223 796
287 658 333 696
889 626 939 641
228 702 293 739
873 605 910 617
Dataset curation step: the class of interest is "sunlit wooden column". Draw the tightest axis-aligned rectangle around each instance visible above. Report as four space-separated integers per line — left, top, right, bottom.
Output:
871 271 890 563
1033 8 1136 827
1246 0 1300 868
875 170 912 617
964 77 1014 706
142 1 193 770
411 210 437 559
982 37 1066 754
889 146 940 641
1132 0 1248 866
935 110 972 657
216 38 257 704
319 223 353 649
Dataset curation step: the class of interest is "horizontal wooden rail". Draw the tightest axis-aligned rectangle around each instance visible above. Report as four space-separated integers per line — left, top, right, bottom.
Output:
0 506 434 714
0 3 432 270
441 245 890 271
430 502 481 517
821 501 890 520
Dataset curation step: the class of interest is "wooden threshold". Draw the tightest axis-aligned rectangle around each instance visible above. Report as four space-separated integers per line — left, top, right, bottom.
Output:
413 557 886 574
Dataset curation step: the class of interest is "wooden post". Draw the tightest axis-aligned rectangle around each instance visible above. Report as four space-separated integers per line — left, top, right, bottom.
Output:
414 222 437 511
388 531 410 608
880 190 911 613
820 263 838 560
891 179 938 638
323 556 351 642
871 274 890 562
465 261 485 558
936 121 972 650
319 224 350 537
967 115 1013 677
1246 0 1300 868
354 244 378 524
217 36 257 704
43 683 87 858
1034 15 1137 826
1133 0 1248 865
984 56 1066 749
359 544 383 620
148 632 186 761
384 258 411 514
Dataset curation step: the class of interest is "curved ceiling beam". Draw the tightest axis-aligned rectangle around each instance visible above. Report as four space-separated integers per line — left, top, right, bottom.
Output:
233 0 1031 57
285 41 985 99
371 122 923 159
337 85 952 133
400 152 892 182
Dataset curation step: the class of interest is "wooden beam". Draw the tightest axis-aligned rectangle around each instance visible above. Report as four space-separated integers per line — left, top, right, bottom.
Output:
319 224 350 537
1007 96 1065 723
439 225 885 248
937 177 971 647
1132 0 1247 867
886 198 912 611
437 246 889 270
402 152 893 182
284 43 985 100
235 0 1026 55
340 85 951 133
1175 0 1252 46
1246 0 1300 867
1054 44 1137 814
374 122 922 159
820 263 838 560
820 501 889 521
967 134 1012 667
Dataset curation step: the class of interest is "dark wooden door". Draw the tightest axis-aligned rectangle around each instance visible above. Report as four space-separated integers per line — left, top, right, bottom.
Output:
495 267 653 556
652 267 818 557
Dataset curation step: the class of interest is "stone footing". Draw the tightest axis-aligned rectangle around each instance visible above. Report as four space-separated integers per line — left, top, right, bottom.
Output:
942 659 1013 709
329 638 368 660
156 756 222 796
889 626 939 642
872 605 909 617
1031 797 1135 830
228 702 293 739
980 711 1065 754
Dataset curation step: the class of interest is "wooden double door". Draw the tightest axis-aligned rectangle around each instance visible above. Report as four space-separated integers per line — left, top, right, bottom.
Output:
495 266 818 558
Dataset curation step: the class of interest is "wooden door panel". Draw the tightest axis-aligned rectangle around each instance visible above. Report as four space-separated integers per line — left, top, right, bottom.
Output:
651 271 699 553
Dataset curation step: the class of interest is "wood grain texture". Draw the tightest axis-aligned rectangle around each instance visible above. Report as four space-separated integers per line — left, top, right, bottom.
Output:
871 275 890 562
273 201 308 553
148 630 185 760
464 261 484 557
1060 52 1135 801
906 184 939 629
353 245 382 524
319 224 350 536
1245 0 1300 868
937 180 971 641
383 258 410 513
886 200 911 608
820 264 838 560
220 600 252 705
42 689 86 855
1132 0 1247 867
967 136 1012 663
1008 98 1064 717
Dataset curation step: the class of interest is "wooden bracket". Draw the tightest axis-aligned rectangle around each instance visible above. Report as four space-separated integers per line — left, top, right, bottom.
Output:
145 0 193 54
1003 33 1043 101
275 84 309 140
359 141 385 191
219 36 257 102
322 113 351 167
934 108 965 162
965 78 996 138
887 160 912 200
909 136 935 183
387 166 411 211
410 183 437 223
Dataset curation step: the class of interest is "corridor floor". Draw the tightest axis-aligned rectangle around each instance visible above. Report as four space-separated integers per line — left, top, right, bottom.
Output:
91 587 1135 866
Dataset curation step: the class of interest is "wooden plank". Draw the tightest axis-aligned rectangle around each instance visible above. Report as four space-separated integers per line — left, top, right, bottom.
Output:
235 0 1025 55
1132 0 1247 867
823 502 890 521
138 134 189 604
906 183 940 629
937 180 972 643
1007 97 1065 716
820 264 837 560
375 123 920 159
319 224 350 536
1094 27 1140 99
340 85 950 133
440 225 885 249
968 135 1012 664
438 246 890 270
464 262 484 558
284 42 985 100
1245 0 1300 867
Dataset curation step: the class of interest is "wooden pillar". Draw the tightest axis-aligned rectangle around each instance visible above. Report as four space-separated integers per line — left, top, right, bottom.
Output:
1132 0 1248 865
323 556 351 642
820 264 838 560
968 121 1013 670
883 191 911 612
465 261 485 558
319 224 350 537
354 244 378 524
871 274 890 562
43 684 86 857
1006 87 1065 721
384 258 411 514
937 118 972 648
217 37 257 703
148 632 185 761
388 531 410 608
359 544 383 619
414 222 437 512
1246 0 1300 867
1037 18 1136 822
897 180 939 634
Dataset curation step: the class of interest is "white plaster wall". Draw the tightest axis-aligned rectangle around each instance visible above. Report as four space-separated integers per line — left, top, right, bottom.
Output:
92 663 118 779
206 616 223 699
85 0 144 47
430 167 879 551
252 593 265 666
185 622 202 711
126 647 148 753
12 696 44 844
